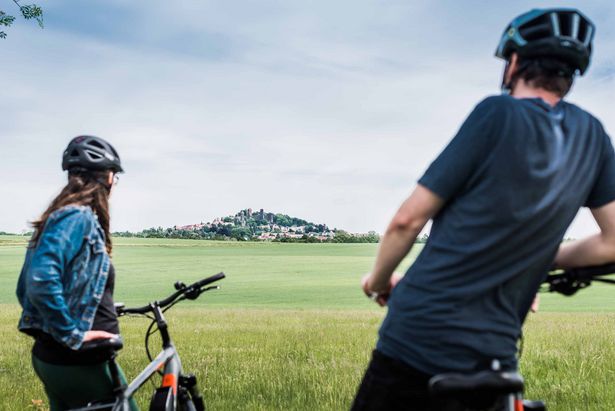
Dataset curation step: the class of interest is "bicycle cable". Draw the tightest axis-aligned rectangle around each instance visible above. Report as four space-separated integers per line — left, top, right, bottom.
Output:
145 318 160 363
144 297 186 376
162 296 187 314
144 318 164 387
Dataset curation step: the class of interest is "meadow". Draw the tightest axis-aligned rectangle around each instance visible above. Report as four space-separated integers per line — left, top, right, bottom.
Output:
1 236 615 410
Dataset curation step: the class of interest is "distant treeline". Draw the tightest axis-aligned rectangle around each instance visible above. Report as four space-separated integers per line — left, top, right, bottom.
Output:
113 228 381 243
0 230 582 245
280 230 381 243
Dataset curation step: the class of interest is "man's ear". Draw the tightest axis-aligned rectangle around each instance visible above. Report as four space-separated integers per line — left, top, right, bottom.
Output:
107 171 114 186
504 53 519 86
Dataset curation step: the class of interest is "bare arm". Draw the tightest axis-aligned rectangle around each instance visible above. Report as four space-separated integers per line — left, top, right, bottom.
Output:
554 201 615 268
364 185 444 297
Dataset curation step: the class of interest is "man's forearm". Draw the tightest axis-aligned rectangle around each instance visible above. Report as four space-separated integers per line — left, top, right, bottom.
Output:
366 184 442 294
368 223 421 293
555 234 615 268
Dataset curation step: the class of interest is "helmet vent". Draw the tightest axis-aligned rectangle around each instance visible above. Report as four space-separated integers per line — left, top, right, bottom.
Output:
557 12 573 37
86 150 103 160
88 140 105 150
577 18 590 44
519 16 551 41
70 149 79 157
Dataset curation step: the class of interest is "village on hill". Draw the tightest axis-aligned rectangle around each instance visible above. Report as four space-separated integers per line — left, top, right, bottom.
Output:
115 209 380 243
175 208 336 241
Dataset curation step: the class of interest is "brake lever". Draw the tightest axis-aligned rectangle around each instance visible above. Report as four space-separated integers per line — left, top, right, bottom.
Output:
114 302 126 316
184 285 220 301
546 272 592 296
184 286 200 300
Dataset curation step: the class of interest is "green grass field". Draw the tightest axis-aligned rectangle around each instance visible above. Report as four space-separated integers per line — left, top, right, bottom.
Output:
1 236 615 410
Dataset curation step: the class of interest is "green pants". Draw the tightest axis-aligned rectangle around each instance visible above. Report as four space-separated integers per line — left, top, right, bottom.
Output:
32 354 139 411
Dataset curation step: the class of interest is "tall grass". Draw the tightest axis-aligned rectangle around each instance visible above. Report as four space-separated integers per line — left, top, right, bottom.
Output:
2 306 615 410
3 237 615 410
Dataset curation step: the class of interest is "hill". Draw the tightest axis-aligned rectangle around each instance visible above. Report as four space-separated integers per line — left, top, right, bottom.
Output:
114 208 380 243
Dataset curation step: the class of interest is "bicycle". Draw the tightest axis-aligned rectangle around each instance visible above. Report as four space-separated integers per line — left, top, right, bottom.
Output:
428 263 615 411
69 272 226 411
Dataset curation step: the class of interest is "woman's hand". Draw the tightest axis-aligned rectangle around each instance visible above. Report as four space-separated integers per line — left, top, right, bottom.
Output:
530 294 540 313
83 330 118 342
361 272 403 307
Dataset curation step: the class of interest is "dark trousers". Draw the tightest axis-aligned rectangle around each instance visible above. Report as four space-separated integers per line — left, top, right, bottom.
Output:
32 354 139 411
351 350 459 411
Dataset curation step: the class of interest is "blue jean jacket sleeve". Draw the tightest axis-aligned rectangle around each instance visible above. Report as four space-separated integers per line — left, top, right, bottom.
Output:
26 209 92 349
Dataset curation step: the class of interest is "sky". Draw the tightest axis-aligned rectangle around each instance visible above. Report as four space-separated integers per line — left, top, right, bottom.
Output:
1 0 614 237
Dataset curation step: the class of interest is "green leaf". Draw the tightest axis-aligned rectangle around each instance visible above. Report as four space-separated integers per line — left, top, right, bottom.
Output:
19 4 43 28
0 11 16 28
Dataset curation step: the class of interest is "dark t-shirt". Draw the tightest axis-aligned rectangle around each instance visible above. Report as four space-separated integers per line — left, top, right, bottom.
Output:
33 265 119 365
92 264 120 335
377 95 615 375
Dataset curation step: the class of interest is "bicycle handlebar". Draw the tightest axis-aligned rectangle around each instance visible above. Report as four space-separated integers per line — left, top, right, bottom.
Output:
544 263 615 296
118 272 225 315
193 272 226 288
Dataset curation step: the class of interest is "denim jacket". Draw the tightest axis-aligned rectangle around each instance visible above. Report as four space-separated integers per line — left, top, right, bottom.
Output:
16 205 111 350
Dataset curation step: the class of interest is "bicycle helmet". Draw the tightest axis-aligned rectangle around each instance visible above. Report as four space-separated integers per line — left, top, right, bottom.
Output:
62 135 124 173
495 8 595 75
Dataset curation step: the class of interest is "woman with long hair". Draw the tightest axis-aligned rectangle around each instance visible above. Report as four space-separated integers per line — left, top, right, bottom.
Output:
16 136 137 410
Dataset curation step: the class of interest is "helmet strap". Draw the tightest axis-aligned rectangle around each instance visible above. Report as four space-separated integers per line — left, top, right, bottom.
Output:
500 60 512 94
95 178 112 194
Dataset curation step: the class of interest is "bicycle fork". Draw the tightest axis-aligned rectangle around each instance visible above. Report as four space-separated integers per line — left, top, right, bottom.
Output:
178 374 205 411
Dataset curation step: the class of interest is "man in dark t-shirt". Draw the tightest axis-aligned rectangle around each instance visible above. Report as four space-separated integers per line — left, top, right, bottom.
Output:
352 8 615 411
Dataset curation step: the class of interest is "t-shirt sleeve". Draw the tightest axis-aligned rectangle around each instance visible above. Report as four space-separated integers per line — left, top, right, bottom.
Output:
585 132 615 208
418 97 500 202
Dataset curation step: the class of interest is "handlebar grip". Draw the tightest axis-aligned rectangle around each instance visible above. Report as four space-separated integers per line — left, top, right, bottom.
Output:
119 304 152 315
567 262 615 278
193 272 225 288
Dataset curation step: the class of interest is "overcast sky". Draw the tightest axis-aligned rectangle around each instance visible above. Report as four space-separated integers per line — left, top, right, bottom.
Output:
1 1 614 237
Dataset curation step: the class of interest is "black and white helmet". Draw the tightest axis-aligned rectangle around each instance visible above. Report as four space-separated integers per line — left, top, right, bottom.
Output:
495 8 595 75
62 135 124 173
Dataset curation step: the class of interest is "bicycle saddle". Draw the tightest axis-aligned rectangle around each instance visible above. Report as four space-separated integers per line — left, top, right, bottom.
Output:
79 336 124 352
429 371 524 398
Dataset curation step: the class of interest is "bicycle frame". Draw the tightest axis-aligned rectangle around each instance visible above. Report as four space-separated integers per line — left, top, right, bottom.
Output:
70 272 224 411
126 346 179 400
70 308 186 411
132 302 190 411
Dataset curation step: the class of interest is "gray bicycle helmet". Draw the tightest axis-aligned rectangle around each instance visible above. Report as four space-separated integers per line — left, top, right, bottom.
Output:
495 8 595 75
62 135 124 173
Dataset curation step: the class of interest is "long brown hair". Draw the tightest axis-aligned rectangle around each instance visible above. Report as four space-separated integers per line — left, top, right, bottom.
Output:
31 170 113 255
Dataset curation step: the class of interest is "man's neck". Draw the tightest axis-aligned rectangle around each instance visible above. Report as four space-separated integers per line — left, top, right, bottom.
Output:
510 80 562 107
